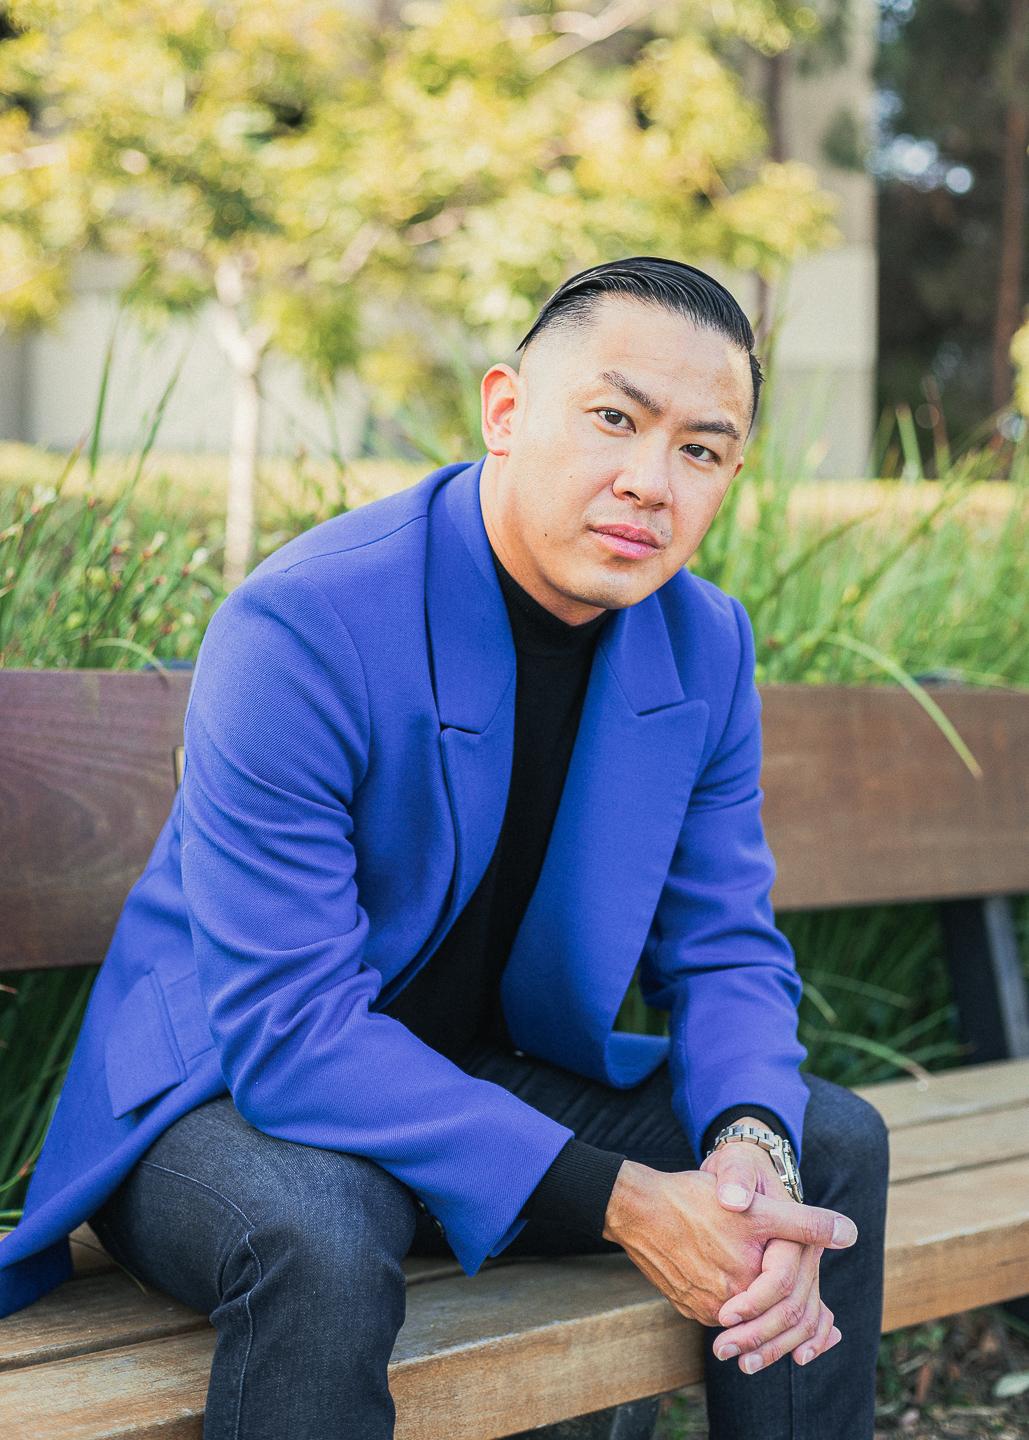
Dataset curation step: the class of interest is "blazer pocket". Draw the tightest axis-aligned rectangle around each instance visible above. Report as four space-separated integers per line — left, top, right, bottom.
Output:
105 970 188 1119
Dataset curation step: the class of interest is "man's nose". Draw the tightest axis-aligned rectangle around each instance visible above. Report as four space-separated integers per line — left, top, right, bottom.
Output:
613 462 673 507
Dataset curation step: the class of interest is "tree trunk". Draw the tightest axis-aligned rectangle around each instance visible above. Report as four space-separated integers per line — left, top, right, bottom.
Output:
991 0 1028 414
225 355 261 591
213 257 271 590
756 51 788 346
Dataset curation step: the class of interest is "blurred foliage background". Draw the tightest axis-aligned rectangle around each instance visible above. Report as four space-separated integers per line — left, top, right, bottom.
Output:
0 0 842 580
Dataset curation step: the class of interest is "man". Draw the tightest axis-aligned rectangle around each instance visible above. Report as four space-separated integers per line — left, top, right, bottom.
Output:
0 258 889 1440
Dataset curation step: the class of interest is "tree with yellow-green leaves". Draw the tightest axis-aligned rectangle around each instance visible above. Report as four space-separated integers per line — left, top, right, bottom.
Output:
1 0 839 586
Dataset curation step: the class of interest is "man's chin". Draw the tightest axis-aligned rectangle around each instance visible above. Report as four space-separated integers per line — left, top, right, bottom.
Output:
566 574 655 613
591 554 674 599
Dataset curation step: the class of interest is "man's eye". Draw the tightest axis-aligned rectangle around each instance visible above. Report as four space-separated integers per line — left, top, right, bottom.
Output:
597 408 630 427
683 443 717 462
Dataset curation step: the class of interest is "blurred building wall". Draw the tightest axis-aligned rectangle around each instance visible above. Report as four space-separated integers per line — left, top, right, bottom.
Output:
0 0 878 478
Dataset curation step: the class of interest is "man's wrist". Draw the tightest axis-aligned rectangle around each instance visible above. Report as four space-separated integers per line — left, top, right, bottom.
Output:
707 1117 802 1200
701 1105 791 1158
706 1117 778 1168
602 1158 652 1243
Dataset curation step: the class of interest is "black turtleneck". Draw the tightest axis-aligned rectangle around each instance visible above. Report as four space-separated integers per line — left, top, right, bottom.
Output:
384 542 789 1238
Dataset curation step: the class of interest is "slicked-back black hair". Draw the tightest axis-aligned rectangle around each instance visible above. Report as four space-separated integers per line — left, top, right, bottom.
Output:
516 256 763 428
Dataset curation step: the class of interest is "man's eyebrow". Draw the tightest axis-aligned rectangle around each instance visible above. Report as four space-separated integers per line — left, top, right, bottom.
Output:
598 368 742 445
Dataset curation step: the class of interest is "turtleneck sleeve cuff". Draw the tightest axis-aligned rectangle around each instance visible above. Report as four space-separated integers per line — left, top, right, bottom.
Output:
517 1138 626 1238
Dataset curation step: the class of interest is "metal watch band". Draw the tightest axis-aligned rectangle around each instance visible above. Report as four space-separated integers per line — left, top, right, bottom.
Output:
707 1122 804 1203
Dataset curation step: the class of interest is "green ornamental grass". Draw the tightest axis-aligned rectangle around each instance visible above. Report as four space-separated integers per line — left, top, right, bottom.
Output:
1 362 1026 1221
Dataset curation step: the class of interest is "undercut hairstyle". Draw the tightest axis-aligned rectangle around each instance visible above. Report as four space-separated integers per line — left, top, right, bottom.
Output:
516 256 764 429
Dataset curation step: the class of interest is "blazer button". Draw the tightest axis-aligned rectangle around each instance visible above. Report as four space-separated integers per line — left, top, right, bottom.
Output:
433 1217 445 1237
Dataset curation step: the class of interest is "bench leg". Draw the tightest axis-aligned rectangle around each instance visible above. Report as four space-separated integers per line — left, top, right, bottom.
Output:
506 1395 662 1440
938 895 1029 1062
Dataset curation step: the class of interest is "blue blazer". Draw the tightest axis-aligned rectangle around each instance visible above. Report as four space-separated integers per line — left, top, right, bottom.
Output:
0 456 809 1317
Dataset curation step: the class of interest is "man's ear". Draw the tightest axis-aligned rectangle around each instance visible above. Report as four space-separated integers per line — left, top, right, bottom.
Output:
481 363 520 456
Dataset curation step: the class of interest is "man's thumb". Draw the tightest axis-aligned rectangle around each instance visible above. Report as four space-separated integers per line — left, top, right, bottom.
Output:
717 1177 754 1210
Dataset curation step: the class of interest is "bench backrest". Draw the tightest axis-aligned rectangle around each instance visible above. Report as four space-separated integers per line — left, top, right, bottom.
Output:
1 671 1026 972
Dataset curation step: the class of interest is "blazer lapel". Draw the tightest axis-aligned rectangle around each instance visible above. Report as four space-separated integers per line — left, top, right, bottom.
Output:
501 590 710 1084
423 458 516 943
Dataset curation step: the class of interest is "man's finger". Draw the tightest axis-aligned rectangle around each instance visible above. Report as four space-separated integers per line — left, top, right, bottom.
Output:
749 1192 858 1249
717 1237 814 1329
735 1285 825 1374
794 1302 836 1366
714 1152 761 1211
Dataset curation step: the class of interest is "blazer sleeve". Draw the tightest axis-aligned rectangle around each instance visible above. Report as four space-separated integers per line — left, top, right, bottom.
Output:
638 594 810 1163
178 567 574 1275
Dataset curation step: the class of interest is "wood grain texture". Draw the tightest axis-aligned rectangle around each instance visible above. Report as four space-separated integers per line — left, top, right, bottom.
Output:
1 670 1027 1434
0 1274 208 1373
760 684 1029 909
882 1157 1029 1330
390 1257 702 1440
0 670 192 972
0 1262 471 1378
0 1330 210 1440
884 1102 1029 1182
854 1057 1029 1129
0 1260 698 1440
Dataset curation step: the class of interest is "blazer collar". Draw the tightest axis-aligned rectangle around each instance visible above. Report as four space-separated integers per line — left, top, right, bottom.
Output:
426 455 687 730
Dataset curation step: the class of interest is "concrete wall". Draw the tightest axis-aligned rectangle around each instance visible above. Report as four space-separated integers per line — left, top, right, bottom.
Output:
13 253 369 459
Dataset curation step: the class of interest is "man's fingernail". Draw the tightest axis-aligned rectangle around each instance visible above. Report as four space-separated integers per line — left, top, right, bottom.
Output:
797 1347 815 1365
722 1311 742 1326
716 1344 739 1361
720 1184 748 1205
832 1217 857 1246
742 1353 763 1374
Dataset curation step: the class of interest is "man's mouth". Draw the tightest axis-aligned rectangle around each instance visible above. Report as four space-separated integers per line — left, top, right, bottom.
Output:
590 524 664 558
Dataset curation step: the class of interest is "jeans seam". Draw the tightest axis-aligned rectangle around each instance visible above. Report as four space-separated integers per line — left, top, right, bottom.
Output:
138 1158 261 1440
138 1158 258 1231
230 1230 261 1440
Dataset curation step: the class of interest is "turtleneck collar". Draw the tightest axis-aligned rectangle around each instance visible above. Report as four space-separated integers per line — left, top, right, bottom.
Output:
488 543 612 657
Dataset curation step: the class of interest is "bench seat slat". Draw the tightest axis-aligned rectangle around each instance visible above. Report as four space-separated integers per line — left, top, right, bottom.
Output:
4 1148 1028 1440
0 1259 701 1440
854 1056 1029 1129
882 1100 1029 1182
883 1155 1029 1330
0 1274 207 1374
0 1256 469 1374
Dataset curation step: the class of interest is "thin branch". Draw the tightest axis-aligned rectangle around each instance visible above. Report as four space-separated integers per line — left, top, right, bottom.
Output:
529 0 665 75
0 141 65 177
337 220 386 282
404 207 467 247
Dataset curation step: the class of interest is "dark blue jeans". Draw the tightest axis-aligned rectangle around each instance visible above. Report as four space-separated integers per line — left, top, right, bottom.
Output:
89 1044 889 1440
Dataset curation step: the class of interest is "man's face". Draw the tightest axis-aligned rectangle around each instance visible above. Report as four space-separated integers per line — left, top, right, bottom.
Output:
478 295 752 624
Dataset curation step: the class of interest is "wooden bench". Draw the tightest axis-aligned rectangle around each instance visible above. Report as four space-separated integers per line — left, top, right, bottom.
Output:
1 671 1027 1439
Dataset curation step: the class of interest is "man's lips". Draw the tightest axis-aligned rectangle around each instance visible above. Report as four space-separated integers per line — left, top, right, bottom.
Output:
590 524 665 558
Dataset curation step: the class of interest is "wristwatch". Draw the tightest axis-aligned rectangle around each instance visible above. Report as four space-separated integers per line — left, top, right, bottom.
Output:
707 1122 804 1204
